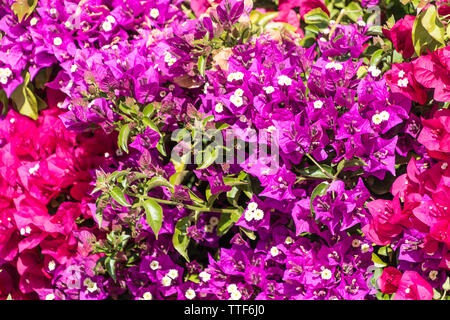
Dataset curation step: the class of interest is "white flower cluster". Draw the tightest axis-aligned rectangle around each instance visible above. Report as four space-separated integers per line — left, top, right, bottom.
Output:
0 67 12 85
277 75 292 86
368 65 381 77
164 51 177 66
227 71 244 82
244 201 264 222
372 110 390 125
227 284 242 300
230 88 244 107
102 15 116 32
325 61 343 71
397 70 409 87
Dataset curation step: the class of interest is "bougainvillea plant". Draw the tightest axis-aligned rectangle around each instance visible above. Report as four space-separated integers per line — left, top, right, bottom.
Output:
0 0 449 300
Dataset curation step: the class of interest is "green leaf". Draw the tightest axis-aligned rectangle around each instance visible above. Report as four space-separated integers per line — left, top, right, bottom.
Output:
303 8 329 24
335 157 368 176
105 256 117 282
0 90 8 116
197 145 218 169
310 182 329 215
370 49 384 67
109 186 131 207
421 5 445 44
344 2 363 22
146 176 174 193
217 210 242 236
300 165 333 180
258 12 280 27
173 217 191 262
412 5 445 55
11 72 38 120
188 190 205 205
143 199 163 239
143 103 155 117
198 56 206 77
118 124 131 153
12 0 38 23
240 227 256 240
372 253 387 267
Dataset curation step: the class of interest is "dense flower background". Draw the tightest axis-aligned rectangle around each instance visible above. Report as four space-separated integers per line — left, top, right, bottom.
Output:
0 0 449 300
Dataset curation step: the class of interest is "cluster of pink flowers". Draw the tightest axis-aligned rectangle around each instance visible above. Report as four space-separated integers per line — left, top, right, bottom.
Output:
0 95 115 299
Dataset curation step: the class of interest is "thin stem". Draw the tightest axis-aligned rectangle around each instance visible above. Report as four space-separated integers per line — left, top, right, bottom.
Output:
127 191 239 214
304 153 337 181
329 9 347 39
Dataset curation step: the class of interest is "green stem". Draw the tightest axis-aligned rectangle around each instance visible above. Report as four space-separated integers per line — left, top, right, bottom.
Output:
127 191 239 214
304 153 336 181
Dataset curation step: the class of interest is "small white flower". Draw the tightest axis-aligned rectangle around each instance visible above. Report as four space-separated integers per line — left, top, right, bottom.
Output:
351 239 361 248
398 70 405 78
204 224 214 233
285 236 294 245
104 152 110 158
227 284 238 293
234 88 244 97
150 8 160 19
142 292 153 300
28 163 40 175
244 209 255 222
25 226 31 234
70 64 78 73
229 290 242 300
53 37 63 46
102 21 113 32
209 216 219 226
441 162 448 170
266 125 276 133
199 271 211 282
380 111 390 121
150 260 160 270
428 270 438 281
321 268 333 280
397 78 409 88
270 246 280 257
106 15 116 24
185 288 196 300
20 228 26 236
248 202 258 211
214 103 224 113
48 260 56 271
357 20 366 27
45 293 55 300
277 75 292 86
253 209 264 221
30 17 38 26
372 113 383 125
263 86 275 94
230 94 243 107
83 278 98 293
161 275 172 286
167 269 179 279
64 20 74 29
361 243 370 253
313 100 323 109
